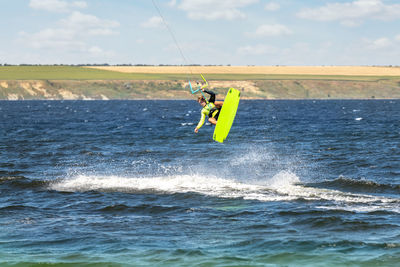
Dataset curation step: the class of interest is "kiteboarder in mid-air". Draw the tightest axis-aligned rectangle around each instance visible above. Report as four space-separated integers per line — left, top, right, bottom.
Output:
194 81 223 133
151 0 239 142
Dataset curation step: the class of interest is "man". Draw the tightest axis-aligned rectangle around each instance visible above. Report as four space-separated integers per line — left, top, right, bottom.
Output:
194 88 223 133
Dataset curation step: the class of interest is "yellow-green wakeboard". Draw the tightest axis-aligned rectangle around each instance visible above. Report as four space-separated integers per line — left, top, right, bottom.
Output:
213 88 240 143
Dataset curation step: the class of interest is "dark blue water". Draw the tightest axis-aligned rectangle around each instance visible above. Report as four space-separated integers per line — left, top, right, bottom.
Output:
1 100 399 266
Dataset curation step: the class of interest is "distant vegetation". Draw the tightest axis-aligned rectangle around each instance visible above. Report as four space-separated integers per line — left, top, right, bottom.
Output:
1 65 400 100
1 79 400 100
1 65 399 81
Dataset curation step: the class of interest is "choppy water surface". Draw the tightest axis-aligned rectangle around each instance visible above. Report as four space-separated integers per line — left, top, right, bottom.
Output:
1 100 399 266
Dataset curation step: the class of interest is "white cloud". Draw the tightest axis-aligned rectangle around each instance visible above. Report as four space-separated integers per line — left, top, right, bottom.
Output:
29 0 87 13
361 34 400 51
340 20 362 27
87 46 114 58
178 0 259 20
140 16 164 28
237 44 278 55
365 37 393 50
88 46 103 54
19 29 85 51
297 0 400 26
19 11 119 56
168 0 177 7
61 11 119 36
264 2 280 11
250 24 292 37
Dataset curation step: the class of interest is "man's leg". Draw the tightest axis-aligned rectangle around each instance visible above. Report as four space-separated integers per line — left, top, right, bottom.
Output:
208 117 217 125
215 101 223 109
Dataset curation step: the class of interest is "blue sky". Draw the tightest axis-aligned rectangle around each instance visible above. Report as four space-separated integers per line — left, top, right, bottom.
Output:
1 0 399 65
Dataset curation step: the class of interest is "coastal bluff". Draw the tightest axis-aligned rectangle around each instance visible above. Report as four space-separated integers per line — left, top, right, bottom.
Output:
1 65 400 100
1 79 400 100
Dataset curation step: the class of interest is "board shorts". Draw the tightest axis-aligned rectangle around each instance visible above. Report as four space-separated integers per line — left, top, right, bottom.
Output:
209 107 220 120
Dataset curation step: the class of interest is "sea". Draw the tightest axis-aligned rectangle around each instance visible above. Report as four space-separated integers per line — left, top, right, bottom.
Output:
0 100 399 266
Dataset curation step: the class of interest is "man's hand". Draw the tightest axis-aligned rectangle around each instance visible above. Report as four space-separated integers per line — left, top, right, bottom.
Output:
194 127 199 133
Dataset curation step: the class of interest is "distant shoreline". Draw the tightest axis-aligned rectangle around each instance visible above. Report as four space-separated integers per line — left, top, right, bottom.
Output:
1 65 400 80
86 65 400 76
1 66 400 100
1 79 400 100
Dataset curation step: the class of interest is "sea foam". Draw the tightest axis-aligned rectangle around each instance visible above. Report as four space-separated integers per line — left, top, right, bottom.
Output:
49 171 400 213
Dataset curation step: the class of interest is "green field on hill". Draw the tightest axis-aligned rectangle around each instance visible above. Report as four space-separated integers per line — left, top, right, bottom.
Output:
1 66 400 100
1 66 399 81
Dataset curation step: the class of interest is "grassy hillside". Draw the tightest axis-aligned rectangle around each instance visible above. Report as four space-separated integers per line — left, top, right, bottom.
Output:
0 66 173 80
1 79 400 100
1 65 399 81
0 80 191 100
1 66 399 99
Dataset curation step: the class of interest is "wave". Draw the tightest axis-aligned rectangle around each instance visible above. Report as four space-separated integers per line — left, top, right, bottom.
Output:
0 175 47 189
311 176 400 194
48 171 400 213
97 203 185 215
3 172 399 214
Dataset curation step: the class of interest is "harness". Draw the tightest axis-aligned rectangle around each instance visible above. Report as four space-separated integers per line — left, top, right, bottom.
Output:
203 103 220 119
